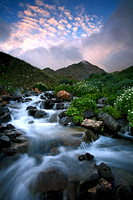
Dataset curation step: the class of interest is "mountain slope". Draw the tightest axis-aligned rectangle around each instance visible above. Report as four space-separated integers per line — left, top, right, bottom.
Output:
43 60 105 80
0 51 57 90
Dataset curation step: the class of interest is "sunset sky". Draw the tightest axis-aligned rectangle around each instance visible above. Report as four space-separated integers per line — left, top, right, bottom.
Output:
0 0 133 72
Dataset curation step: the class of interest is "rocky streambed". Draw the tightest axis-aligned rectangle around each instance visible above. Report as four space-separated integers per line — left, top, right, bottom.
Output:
0 90 133 200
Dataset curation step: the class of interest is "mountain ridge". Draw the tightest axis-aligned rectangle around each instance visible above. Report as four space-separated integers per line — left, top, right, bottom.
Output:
43 60 105 80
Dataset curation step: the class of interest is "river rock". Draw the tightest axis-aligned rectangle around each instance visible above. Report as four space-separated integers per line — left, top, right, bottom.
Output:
80 169 99 190
81 119 103 131
114 184 133 200
55 103 64 110
45 91 55 99
57 90 72 101
28 109 37 117
32 169 67 194
78 152 94 161
6 123 15 130
84 129 99 143
96 162 114 181
59 116 73 126
34 110 47 118
41 100 54 109
83 110 95 119
12 141 29 154
12 89 22 101
87 178 113 200
26 106 37 110
98 113 118 132
58 111 66 119
0 107 11 123
24 90 38 97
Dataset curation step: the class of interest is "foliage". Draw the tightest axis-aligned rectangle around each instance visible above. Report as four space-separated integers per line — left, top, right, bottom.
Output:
128 110 133 127
72 81 100 97
73 116 84 124
54 84 73 94
102 106 122 119
33 82 48 91
115 87 133 115
59 78 75 85
84 93 103 102
66 97 98 124
106 95 117 106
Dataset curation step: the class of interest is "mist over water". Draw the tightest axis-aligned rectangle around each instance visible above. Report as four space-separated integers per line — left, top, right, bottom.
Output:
0 93 133 200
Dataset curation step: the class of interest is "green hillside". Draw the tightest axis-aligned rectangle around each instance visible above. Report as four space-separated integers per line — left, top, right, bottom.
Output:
0 51 58 92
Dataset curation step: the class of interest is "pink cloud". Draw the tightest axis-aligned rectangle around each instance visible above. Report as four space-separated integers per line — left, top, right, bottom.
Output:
35 0 44 6
47 18 58 26
45 4 56 10
24 10 36 17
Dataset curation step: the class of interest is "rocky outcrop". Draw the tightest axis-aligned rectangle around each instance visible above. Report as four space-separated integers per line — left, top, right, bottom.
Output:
57 90 72 101
28 108 47 118
81 119 103 131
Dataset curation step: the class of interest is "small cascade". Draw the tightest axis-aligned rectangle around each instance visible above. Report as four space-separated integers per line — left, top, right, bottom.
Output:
0 92 133 200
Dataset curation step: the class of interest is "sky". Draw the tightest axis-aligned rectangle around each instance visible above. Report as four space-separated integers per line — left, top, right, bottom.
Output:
0 0 133 72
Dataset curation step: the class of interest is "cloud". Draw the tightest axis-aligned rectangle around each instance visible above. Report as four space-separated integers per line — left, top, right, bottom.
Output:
0 18 12 43
81 0 133 72
19 45 83 69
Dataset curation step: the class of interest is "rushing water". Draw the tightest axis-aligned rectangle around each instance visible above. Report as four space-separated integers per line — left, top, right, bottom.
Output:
0 93 133 200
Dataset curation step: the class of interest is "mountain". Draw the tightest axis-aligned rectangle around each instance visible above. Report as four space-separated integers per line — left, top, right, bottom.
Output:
0 52 58 91
43 60 105 80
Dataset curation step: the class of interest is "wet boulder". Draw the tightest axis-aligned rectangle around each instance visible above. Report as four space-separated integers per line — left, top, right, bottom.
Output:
55 103 64 110
32 169 67 194
83 110 95 119
6 123 15 130
12 89 22 101
84 129 99 143
81 119 103 131
34 110 47 118
26 106 37 110
78 152 94 161
98 113 118 132
24 90 39 97
96 162 114 182
59 116 74 126
1 95 12 101
0 107 11 123
41 100 54 109
57 90 72 101
87 178 113 200
45 91 55 99
28 109 37 117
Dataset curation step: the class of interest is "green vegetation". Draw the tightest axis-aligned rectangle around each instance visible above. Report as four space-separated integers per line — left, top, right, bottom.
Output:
33 82 48 91
66 97 98 124
102 106 122 119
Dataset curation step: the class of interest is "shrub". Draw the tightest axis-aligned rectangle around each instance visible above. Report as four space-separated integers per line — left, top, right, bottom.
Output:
73 81 100 96
66 97 98 124
115 87 133 115
54 84 73 94
33 82 48 91
102 106 122 119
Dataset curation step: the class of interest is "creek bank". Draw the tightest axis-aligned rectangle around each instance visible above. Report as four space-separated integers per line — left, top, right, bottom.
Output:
0 89 133 200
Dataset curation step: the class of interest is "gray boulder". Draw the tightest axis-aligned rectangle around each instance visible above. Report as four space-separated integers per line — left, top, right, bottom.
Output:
0 107 11 123
98 113 118 132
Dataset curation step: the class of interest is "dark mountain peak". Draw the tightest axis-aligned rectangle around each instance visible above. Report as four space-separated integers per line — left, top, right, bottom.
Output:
55 60 105 80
